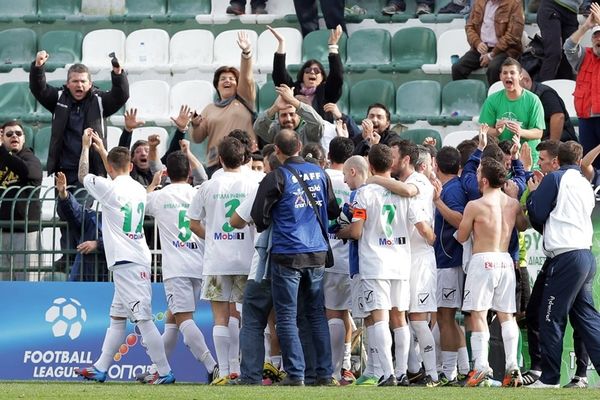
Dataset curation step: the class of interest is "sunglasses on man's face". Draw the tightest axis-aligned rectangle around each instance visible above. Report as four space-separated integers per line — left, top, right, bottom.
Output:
4 130 23 138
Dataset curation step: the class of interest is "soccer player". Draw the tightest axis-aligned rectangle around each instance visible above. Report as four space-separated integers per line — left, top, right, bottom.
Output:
74 128 174 384
456 157 529 387
188 137 258 384
339 144 434 386
145 151 218 382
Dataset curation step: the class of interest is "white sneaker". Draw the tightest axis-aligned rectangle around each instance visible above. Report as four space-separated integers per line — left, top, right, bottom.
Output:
525 380 559 388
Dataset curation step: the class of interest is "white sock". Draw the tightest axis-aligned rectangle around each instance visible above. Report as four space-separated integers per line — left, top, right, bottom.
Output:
411 320 437 381
431 323 442 373
393 325 410 378
501 320 519 371
179 319 216 371
328 318 345 380
343 342 352 371
137 320 171 376
213 325 230 377
470 331 490 371
162 323 179 359
441 351 458 380
264 327 271 363
407 326 422 374
228 317 240 375
363 325 375 377
270 355 282 369
371 321 394 378
457 346 470 375
94 319 126 372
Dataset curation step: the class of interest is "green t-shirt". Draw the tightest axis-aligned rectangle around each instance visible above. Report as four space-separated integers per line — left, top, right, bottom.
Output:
479 89 546 167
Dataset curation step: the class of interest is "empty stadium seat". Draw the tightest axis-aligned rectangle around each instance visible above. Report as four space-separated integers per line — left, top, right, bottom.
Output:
257 27 302 74
116 80 171 125
110 0 167 22
35 0 82 23
395 80 441 123
130 127 169 158
258 81 277 113
298 30 347 66
34 126 52 170
38 31 83 72
81 29 126 73
106 126 123 151
422 29 470 75
0 0 37 22
168 30 214 73
542 79 576 118
338 81 350 115
379 27 436 72
429 79 487 125
167 0 211 22
349 79 395 121
487 80 504 96
213 30 258 67
443 130 478 147
169 80 216 117
0 28 36 72
399 128 442 150
346 29 391 71
125 29 170 72
0 82 36 121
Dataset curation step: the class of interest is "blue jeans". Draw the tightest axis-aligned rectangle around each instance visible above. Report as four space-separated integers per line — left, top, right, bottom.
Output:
271 262 332 380
239 278 273 383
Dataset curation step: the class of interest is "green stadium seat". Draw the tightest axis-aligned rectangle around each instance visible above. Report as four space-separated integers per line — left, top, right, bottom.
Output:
167 0 211 22
300 30 347 65
34 126 52 170
349 79 395 121
399 128 442 150
346 29 391 71
0 28 36 72
380 27 436 72
110 0 167 22
38 31 83 72
0 0 37 22
258 81 277 114
429 79 488 125
338 82 350 115
34 0 82 23
395 80 441 123
0 82 36 122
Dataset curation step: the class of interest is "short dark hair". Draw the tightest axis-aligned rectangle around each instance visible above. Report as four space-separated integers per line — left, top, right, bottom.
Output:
457 139 478 168
1 120 25 132
166 151 190 182
131 140 148 157
213 66 240 98
498 140 513 156
368 144 393 173
436 146 461 175
218 137 245 169
302 142 326 166
328 137 354 164
296 59 328 84
389 139 418 166
501 57 522 73
251 152 264 162
558 140 583 166
480 157 507 188
268 153 282 170
536 140 560 158
274 129 300 157
67 63 91 81
481 143 505 163
367 103 390 121
107 146 131 170
228 129 252 164
262 144 276 158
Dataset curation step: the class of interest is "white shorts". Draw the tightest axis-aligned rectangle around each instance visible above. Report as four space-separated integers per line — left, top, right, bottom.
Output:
164 277 203 314
462 252 516 313
409 253 437 313
352 277 410 317
110 263 153 322
324 271 351 310
350 275 369 319
201 274 247 302
437 267 464 309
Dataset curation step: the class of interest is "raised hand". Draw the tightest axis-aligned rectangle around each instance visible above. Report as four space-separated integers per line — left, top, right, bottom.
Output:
124 108 145 132
237 31 251 52
171 104 192 131
323 103 343 120
35 50 49 67
328 25 343 45
148 134 161 148
55 172 68 199
82 128 94 149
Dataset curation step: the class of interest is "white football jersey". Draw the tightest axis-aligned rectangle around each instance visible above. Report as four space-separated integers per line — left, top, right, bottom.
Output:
325 168 350 274
187 171 258 275
83 174 151 270
405 171 435 256
146 183 204 280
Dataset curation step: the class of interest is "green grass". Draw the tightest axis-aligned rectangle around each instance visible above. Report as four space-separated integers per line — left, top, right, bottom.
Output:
0 382 594 400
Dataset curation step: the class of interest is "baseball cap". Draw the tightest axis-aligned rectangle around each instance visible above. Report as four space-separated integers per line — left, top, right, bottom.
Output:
592 25 600 35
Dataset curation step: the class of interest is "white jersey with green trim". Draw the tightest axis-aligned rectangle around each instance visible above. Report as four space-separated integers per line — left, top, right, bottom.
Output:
325 168 350 274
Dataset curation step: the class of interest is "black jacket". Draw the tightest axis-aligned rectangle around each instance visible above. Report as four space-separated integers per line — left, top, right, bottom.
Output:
353 128 401 156
0 146 42 232
29 63 129 178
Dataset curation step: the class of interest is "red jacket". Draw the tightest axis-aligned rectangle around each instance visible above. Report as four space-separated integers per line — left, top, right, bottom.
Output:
574 47 600 118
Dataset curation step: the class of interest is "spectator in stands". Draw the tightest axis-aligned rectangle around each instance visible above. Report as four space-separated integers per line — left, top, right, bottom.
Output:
191 32 257 178
439 0 470 14
321 102 361 153
226 0 268 15
478 58 545 166
55 172 107 282
269 25 344 122
254 84 324 145
536 0 581 81
451 0 524 85
292 0 346 37
29 51 128 187
564 4 600 168
0 121 42 281
520 69 578 142
353 103 400 156
382 0 435 16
